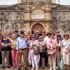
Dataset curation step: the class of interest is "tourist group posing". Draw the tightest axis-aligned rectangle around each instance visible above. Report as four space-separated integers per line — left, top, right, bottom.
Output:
0 30 70 70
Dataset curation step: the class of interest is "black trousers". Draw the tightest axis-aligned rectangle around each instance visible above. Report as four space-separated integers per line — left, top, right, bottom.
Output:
39 52 48 66
0 51 2 64
45 52 48 65
9 51 12 66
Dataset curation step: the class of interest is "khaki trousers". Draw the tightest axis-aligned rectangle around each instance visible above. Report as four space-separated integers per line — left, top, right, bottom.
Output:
18 49 28 68
1 51 10 66
62 50 70 65
48 54 56 70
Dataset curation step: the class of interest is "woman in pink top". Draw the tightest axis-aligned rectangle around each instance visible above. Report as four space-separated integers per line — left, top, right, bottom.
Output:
47 33 57 70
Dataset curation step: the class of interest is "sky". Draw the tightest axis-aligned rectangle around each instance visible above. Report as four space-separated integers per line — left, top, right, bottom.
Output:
0 0 70 5
60 0 70 5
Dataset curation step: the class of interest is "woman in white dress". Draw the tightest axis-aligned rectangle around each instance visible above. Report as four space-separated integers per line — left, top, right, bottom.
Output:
61 34 70 70
28 35 40 70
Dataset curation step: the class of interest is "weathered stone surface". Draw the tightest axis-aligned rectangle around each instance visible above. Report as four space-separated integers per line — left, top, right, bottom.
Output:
0 0 70 34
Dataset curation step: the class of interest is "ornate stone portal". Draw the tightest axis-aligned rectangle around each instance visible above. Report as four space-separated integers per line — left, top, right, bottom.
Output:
23 2 53 33
32 23 44 33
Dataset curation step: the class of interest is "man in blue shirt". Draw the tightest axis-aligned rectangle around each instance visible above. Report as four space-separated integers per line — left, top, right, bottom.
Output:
16 31 28 70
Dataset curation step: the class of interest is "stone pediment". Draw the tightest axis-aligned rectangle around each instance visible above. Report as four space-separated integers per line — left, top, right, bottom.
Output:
56 6 70 10
52 4 70 11
0 3 25 11
0 2 70 11
0 2 54 12
20 0 52 3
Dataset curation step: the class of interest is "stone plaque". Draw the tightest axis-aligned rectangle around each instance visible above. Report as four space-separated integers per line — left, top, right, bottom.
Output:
31 9 44 20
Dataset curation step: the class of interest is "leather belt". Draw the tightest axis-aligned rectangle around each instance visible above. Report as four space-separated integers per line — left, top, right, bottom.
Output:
19 48 27 50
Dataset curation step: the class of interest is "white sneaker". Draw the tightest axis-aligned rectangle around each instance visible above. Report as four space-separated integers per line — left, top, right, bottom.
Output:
53 69 56 70
49 68 52 70
31 68 34 70
35 68 38 70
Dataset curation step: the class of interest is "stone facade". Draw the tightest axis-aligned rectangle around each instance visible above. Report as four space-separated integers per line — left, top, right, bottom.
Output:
0 1 70 34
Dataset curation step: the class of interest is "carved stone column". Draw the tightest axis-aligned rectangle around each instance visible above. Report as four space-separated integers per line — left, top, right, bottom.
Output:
44 4 53 33
23 21 31 34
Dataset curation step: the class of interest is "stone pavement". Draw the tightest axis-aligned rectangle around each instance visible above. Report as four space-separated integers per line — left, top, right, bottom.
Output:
0 67 48 70
0 64 49 70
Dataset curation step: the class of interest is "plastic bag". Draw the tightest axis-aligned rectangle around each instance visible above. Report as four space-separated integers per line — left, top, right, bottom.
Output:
59 58 64 70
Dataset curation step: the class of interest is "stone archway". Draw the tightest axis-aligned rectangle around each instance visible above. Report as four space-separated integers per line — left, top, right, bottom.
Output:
32 23 44 34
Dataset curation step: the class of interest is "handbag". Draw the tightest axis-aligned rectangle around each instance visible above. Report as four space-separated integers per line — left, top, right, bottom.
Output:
33 45 40 55
59 58 64 70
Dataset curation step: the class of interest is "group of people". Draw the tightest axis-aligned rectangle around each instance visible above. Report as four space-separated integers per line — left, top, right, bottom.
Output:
0 30 70 70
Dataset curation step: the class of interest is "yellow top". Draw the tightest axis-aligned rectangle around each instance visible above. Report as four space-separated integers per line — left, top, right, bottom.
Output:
10 39 16 49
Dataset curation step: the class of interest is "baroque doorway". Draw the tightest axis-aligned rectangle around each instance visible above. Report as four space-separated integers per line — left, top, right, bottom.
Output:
32 23 44 34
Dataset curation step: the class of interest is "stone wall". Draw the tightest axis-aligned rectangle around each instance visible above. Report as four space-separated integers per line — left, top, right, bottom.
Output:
0 10 24 33
52 5 70 34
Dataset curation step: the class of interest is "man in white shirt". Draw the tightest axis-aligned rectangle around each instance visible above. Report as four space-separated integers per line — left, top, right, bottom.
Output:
16 31 28 70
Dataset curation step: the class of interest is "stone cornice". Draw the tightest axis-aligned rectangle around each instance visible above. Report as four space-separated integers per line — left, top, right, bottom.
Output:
52 9 70 12
0 3 70 13
0 3 70 9
23 19 52 22
0 10 24 12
